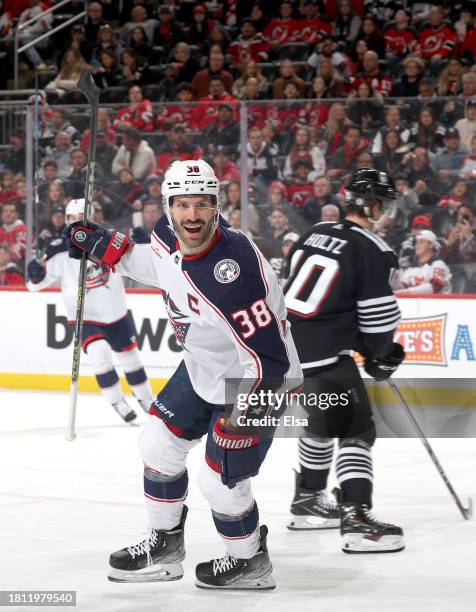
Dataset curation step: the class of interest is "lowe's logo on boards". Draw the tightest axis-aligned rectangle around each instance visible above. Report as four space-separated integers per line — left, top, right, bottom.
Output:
45 305 183 353
354 314 475 366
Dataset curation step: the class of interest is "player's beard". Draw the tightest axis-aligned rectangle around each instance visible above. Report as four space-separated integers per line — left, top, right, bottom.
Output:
173 215 217 255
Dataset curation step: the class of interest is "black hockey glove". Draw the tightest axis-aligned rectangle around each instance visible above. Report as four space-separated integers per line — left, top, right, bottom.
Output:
364 342 405 382
131 226 151 244
212 417 260 489
27 259 46 284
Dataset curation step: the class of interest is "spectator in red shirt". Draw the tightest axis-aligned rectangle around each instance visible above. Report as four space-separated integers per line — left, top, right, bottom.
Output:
192 48 234 98
190 76 237 130
285 159 315 208
81 107 117 152
296 2 333 45
0 203 26 266
156 83 195 131
263 1 297 47
0 171 20 206
327 124 369 179
266 81 308 134
0 243 23 286
352 50 392 96
203 103 240 155
416 5 457 67
212 146 240 184
155 126 201 175
306 77 331 129
113 85 154 132
228 18 270 65
384 9 417 67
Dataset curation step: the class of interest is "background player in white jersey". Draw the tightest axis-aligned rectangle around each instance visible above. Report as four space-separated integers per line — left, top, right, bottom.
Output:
64 160 303 589
26 199 153 425
284 168 406 553
392 229 452 294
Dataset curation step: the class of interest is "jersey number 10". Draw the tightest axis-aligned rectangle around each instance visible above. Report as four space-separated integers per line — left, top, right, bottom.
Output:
285 251 340 317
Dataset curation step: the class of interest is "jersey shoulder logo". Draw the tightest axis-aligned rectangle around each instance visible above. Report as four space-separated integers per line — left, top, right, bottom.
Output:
214 259 240 284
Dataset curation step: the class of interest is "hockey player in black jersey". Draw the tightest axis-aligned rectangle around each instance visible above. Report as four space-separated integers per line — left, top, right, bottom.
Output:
284 168 406 553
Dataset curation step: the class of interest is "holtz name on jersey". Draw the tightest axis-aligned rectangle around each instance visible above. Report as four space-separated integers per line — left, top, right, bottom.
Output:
284 221 401 370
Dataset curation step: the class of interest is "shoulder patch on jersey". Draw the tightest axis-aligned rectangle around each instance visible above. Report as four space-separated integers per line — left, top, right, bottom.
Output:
214 258 240 284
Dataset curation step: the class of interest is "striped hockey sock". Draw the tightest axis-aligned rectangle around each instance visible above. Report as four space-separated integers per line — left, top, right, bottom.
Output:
298 437 334 491
336 440 373 506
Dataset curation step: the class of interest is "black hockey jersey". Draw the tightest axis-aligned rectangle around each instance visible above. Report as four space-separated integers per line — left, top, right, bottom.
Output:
284 220 400 370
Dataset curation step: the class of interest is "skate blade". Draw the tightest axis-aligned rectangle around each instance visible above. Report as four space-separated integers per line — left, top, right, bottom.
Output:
287 514 340 530
195 570 276 590
108 562 184 583
342 534 405 554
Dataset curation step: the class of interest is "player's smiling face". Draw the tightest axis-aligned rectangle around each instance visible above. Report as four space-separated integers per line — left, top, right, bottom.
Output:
171 195 216 250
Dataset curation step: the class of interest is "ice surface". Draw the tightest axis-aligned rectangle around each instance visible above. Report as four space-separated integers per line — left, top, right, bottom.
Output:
1 389 475 612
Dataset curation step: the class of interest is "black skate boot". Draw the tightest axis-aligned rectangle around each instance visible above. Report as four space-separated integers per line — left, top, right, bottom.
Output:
287 470 340 530
340 503 405 553
108 506 187 582
112 399 139 426
195 525 275 590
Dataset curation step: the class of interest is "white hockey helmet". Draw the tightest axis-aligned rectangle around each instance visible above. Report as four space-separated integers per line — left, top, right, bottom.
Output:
65 198 86 218
161 159 220 230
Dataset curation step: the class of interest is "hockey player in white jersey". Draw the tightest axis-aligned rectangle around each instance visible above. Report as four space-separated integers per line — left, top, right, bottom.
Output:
64 160 303 589
392 230 452 294
26 199 154 425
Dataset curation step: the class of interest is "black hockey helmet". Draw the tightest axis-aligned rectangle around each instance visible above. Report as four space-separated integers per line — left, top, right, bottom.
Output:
344 168 397 214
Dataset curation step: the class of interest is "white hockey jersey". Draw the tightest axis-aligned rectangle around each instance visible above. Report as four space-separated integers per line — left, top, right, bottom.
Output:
26 238 128 323
395 256 452 294
116 218 303 405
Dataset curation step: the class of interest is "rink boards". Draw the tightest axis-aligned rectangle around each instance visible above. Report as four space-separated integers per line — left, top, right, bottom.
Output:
0 288 475 429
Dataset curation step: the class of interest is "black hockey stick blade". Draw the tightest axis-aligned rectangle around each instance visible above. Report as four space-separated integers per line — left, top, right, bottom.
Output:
76 70 99 101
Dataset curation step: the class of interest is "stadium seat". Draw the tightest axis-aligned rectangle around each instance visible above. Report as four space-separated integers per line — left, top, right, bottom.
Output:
151 46 165 64
98 87 129 104
257 62 277 80
276 42 310 61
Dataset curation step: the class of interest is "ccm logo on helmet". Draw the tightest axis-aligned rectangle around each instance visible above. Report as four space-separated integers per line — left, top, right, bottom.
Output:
185 180 205 184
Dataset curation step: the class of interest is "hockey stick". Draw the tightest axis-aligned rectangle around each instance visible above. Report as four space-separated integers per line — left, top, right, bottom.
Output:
66 71 99 441
387 379 473 520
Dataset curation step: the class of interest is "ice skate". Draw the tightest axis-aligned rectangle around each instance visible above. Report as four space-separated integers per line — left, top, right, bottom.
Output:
340 503 405 553
287 470 340 530
112 399 139 426
195 525 275 590
108 507 187 582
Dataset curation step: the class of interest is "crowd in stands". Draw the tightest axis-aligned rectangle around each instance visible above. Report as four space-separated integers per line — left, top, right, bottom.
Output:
0 0 475 293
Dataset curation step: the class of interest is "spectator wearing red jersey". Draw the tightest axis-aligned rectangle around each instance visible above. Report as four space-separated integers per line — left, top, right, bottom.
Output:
113 85 154 132
81 108 117 152
460 26 476 61
0 244 23 286
415 6 457 67
155 126 201 175
283 126 326 182
192 49 234 99
242 79 268 129
352 50 392 96
0 203 26 266
267 81 307 135
306 77 331 129
284 160 314 209
263 1 298 47
212 146 240 183
156 83 195 131
322 102 351 156
190 77 237 131
327 124 369 179
384 9 417 67
0 171 20 206
227 18 270 65
295 2 333 45
273 59 305 99
232 60 268 99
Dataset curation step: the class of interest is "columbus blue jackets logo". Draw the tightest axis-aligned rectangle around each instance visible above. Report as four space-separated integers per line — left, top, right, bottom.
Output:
214 259 240 284
85 262 110 289
163 293 190 349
